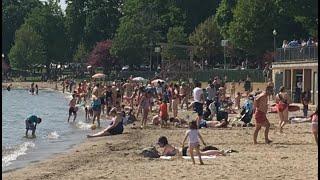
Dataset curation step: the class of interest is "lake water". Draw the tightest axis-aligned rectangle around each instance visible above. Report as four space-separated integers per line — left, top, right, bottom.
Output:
2 89 94 172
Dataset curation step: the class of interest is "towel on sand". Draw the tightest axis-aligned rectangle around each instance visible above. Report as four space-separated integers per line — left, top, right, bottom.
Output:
183 156 216 160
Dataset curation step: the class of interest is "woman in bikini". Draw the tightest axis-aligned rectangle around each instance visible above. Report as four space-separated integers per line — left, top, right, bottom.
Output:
275 86 292 133
172 84 180 118
139 91 152 128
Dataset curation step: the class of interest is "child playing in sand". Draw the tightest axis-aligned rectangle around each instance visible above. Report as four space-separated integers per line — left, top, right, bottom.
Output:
310 107 318 145
157 136 178 156
182 120 206 165
25 115 42 138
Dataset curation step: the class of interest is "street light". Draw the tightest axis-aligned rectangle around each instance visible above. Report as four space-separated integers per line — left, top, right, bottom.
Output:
273 29 277 61
149 42 153 71
221 40 228 69
154 47 161 71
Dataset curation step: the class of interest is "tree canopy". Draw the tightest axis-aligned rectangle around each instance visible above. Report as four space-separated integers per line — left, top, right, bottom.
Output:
3 0 318 74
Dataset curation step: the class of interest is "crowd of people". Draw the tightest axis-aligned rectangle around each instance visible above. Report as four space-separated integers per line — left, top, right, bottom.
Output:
282 37 318 48
19 74 317 164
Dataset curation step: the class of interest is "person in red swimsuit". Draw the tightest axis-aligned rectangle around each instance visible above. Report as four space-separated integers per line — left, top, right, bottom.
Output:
253 86 273 144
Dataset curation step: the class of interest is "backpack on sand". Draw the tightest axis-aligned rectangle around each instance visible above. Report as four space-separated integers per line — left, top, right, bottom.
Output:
140 146 160 158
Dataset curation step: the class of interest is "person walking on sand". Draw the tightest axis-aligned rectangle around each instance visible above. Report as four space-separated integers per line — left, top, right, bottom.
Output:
25 115 42 138
275 86 292 133
193 81 204 127
253 86 273 144
68 94 78 122
182 120 206 165
139 91 152 128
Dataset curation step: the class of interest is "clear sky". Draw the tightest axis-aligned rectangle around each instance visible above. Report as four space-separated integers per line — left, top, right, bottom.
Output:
58 0 67 12
42 0 67 12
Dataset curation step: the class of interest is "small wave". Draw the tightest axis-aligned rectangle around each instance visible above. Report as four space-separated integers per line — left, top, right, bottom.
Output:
48 131 60 139
2 142 35 167
76 121 92 130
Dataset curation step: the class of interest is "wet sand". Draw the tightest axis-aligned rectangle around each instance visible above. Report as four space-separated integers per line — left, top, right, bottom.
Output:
2 81 318 180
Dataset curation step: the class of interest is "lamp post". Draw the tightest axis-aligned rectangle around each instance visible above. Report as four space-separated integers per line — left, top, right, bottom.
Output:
149 42 153 71
221 40 228 69
154 46 161 71
273 29 277 61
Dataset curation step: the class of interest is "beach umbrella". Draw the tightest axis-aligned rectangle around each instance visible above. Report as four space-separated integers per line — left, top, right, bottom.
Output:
132 77 147 82
151 79 165 84
92 73 106 79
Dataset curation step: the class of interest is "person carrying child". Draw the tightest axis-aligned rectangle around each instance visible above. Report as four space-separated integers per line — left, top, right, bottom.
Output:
182 120 206 165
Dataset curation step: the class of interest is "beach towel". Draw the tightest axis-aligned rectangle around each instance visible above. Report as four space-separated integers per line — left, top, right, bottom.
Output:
289 116 311 123
183 156 217 160
160 156 173 160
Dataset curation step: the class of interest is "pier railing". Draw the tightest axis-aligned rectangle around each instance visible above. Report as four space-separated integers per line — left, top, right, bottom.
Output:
276 46 318 62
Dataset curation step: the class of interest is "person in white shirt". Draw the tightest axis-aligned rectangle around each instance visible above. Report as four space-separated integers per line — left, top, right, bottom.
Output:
193 82 204 127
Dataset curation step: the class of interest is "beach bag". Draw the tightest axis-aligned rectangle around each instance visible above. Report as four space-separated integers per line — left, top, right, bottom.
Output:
140 147 160 158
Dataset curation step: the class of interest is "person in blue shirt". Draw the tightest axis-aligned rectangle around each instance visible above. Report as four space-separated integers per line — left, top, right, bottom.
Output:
240 95 254 125
25 115 42 138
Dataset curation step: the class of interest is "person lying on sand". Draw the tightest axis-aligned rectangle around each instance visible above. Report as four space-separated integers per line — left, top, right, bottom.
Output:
181 146 226 157
87 108 124 138
157 136 178 156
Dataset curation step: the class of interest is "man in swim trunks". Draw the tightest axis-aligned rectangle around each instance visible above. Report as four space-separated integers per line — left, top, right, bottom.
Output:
25 115 42 137
253 86 273 144
68 94 78 122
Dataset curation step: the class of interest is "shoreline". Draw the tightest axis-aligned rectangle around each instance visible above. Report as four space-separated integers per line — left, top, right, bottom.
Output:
2 83 85 174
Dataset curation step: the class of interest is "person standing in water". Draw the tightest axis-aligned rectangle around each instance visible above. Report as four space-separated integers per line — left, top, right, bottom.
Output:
68 94 78 122
30 82 35 95
35 84 39 95
25 115 42 138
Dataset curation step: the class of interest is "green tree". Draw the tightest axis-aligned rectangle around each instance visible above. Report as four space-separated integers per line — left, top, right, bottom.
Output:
84 0 122 48
175 0 221 34
2 0 42 55
73 42 89 63
111 0 185 66
8 24 45 70
65 0 88 59
23 0 68 77
161 26 188 61
214 0 236 39
189 16 222 63
228 0 279 57
274 0 318 37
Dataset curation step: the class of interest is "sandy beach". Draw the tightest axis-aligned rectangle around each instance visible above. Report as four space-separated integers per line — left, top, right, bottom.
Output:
2 81 318 180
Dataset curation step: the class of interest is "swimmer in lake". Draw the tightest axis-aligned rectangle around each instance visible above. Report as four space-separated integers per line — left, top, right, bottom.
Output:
25 115 42 138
